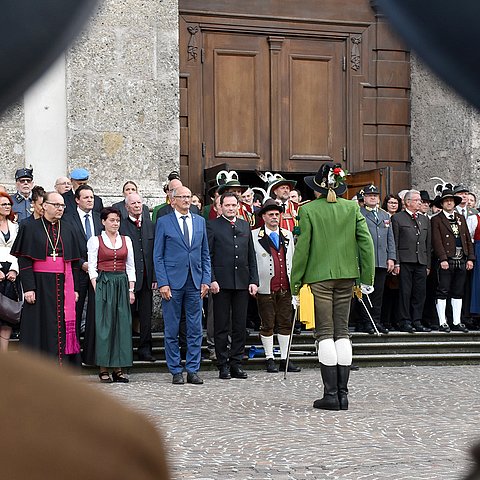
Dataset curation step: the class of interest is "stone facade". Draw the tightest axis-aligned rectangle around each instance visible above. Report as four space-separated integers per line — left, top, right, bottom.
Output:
410 55 480 197
1 4 479 203
0 0 179 208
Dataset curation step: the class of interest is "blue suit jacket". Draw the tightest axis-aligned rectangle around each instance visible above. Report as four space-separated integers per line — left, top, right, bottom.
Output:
154 211 211 290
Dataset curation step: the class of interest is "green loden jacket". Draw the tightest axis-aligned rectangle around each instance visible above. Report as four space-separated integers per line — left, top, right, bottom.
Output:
290 196 375 295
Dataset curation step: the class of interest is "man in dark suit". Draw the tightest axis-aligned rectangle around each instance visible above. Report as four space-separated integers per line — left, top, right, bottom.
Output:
154 185 210 385
119 192 157 361
61 184 103 363
392 189 431 333
207 192 258 380
431 189 474 333
63 168 103 215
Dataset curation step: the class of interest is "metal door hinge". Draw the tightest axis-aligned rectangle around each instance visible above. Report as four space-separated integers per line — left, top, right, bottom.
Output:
342 147 347 161
342 56 346 71
201 48 205 63
202 142 206 157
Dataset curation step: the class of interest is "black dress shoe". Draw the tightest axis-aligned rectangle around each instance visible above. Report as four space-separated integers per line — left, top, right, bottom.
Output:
399 323 415 333
266 358 278 373
138 353 157 362
230 366 248 379
438 323 451 333
172 373 185 385
219 366 231 379
452 323 469 333
413 322 431 333
187 372 204 385
375 323 389 334
280 359 301 372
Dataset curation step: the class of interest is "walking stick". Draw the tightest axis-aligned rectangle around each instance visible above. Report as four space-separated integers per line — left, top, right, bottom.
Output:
284 306 299 380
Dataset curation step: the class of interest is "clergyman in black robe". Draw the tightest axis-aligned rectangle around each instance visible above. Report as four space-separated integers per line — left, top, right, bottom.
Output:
11 193 81 365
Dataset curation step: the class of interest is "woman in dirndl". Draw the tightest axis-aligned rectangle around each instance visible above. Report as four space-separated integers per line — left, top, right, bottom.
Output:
0 192 21 352
87 207 135 383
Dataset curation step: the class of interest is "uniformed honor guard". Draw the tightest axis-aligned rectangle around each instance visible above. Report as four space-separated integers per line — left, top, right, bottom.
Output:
431 189 474 332
267 175 299 232
11 167 34 222
252 198 301 373
357 184 396 334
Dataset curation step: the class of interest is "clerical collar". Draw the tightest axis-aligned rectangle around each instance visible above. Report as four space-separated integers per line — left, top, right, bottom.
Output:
222 215 236 223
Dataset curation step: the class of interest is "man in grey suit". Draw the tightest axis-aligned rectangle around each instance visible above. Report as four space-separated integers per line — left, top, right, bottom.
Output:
358 184 396 334
392 189 432 333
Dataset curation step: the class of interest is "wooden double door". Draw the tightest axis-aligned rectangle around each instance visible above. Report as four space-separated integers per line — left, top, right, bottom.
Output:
180 22 347 195
179 1 411 196
203 33 345 173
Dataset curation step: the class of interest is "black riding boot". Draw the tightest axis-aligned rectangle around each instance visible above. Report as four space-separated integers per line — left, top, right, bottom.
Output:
337 365 350 410
313 364 340 410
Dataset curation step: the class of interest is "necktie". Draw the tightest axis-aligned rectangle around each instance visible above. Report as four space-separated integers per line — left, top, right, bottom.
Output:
372 209 379 222
84 213 92 239
412 213 417 220
462 208 466 217
181 215 190 246
135 218 141 228
270 231 279 250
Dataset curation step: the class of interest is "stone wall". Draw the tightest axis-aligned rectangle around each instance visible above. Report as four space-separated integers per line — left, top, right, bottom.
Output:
410 55 480 197
0 0 179 209
66 0 179 208
0 103 24 190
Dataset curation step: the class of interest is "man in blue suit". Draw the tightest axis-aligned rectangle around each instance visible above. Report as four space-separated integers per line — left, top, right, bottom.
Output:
154 185 211 384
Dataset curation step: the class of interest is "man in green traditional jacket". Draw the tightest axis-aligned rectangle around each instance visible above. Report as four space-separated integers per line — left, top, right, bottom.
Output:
291 162 375 411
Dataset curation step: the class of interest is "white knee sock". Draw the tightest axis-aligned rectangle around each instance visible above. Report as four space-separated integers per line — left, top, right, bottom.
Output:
277 334 290 360
317 338 337 366
436 299 447 325
451 298 463 325
335 338 352 366
260 335 274 359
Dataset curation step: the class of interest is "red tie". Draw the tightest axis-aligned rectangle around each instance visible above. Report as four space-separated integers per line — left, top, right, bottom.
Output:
135 219 141 228
412 213 417 220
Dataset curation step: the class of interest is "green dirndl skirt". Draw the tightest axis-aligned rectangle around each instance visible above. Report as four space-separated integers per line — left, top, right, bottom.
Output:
95 271 133 367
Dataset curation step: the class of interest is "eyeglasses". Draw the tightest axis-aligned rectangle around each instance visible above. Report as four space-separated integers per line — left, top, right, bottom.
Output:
0 203 12 207
17 178 32 184
44 202 66 209
174 195 192 200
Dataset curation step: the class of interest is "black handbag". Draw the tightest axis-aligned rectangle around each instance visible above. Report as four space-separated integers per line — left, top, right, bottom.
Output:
0 288 22 325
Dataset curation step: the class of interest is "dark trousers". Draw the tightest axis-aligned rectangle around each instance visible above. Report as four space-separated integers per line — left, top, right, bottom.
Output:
357 267 387 326
213 289 249 368
436 260 467 299
398 262 427 325
132 281 153 355
76 271 95 367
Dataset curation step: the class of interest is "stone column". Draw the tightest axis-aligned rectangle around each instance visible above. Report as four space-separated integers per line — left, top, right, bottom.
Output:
24 54 68 190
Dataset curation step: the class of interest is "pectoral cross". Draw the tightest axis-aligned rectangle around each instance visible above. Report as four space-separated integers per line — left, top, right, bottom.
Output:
51 251 57 261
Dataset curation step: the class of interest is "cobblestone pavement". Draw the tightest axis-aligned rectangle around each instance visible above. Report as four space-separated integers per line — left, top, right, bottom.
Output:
85 365 480 480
